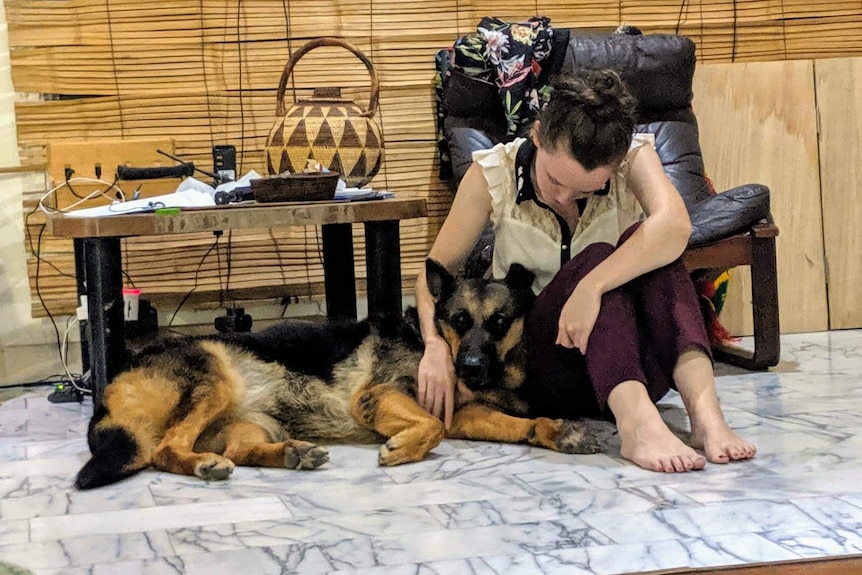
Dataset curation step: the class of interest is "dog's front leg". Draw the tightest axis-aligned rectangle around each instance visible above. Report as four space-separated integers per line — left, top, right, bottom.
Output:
351 380 444 466
447 403 600 454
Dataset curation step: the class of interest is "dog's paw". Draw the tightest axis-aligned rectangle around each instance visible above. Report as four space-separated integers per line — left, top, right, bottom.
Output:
377 426 442 467
194 454 235 481
378 438 416 466
554 420 602 455
284 443 329 470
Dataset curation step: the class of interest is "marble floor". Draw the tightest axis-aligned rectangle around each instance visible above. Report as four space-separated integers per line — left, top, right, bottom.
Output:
1 331 861 574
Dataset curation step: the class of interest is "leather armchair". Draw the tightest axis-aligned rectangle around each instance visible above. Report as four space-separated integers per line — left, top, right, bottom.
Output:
436 30 780 370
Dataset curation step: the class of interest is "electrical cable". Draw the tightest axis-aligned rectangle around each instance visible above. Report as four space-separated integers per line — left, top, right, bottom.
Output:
235 0 246 174
167 234 222 326
32 222 89 395
675 0 688 34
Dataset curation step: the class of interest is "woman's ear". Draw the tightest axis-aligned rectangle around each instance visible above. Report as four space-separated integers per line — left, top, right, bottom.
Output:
531 121 541 146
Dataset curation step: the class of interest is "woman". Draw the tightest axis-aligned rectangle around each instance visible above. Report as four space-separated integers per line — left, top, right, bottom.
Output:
414 69 756 473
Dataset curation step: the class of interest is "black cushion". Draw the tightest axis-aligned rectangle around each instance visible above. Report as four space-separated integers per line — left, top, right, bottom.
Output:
562 33 696 115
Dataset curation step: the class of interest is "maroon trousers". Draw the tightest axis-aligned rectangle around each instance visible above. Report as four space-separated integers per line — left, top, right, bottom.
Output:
522 223 712 420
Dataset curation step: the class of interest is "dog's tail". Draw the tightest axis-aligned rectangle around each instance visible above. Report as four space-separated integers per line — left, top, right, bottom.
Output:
75 404 146 490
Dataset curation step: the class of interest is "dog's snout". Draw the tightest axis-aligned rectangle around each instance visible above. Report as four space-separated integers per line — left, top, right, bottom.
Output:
456 338 494 389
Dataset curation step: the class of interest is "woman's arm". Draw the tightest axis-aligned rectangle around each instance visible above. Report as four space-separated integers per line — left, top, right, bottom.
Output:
583 142 692 294
415 161 493 428
556 143 692 352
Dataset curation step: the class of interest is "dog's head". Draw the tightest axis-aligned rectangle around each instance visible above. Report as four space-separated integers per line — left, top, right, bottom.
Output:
426 258 535 392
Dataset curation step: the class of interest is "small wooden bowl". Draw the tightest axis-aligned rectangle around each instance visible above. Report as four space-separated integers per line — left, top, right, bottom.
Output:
251 172 339 203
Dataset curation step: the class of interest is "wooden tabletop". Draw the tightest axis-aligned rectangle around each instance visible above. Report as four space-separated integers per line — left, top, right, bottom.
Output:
46 197 428 238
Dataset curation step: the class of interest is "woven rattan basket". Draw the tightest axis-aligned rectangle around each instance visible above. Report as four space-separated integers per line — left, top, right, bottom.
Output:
251 172 339 203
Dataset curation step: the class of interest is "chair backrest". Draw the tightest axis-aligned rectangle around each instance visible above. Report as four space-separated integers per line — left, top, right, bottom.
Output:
440 31 715 212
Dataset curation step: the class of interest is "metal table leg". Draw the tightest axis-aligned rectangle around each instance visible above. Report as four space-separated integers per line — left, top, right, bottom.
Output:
83 237 126 408
365 220 402 320
72 239 90 376
321 223 357 320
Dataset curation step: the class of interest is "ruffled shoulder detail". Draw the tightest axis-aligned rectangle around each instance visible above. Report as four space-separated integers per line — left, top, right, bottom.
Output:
473 138 524 226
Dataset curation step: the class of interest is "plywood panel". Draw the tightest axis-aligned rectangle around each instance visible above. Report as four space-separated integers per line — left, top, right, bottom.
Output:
693 60 828 335
815 57 862 329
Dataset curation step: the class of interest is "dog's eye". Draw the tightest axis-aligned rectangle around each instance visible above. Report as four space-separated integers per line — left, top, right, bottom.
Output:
487 313 510 336
451 311 473 335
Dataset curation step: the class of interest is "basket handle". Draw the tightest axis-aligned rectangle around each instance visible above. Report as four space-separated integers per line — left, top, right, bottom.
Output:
275 37 380 119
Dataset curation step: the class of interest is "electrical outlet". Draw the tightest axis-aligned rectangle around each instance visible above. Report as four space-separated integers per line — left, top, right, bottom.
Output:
76 295 88 321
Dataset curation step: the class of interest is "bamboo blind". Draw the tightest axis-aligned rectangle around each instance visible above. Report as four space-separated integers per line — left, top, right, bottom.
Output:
7 0 862 318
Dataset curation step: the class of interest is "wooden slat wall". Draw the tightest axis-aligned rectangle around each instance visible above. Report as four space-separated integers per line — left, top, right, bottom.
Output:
7 0 862 322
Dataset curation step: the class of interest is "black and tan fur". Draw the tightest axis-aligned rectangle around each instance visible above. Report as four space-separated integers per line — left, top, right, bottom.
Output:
75 259 600 490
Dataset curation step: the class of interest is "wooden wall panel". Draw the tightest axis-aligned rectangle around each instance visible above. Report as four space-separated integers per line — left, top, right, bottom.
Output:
815 57 862 330
693 60 828 335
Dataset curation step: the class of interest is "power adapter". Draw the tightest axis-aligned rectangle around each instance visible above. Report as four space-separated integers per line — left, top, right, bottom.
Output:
48 382 85 404
214 306 253 334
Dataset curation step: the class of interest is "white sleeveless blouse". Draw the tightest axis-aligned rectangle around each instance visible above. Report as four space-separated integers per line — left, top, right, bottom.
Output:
474 133 654 293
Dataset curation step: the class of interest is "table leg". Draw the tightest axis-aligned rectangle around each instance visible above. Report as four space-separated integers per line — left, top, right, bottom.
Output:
365 220 402 320
72 239 90 376
83 237 126 408
321 223 357 320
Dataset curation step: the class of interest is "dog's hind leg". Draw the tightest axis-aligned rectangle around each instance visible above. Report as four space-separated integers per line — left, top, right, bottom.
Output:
151 383 237 481
352 380 444 466
448 403 601 454
221 421 329 470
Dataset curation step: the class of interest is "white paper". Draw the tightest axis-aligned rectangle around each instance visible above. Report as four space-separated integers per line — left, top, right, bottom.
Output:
64 170 262 218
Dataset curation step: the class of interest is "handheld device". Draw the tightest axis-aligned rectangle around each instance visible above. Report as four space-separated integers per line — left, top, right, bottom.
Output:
213 145 237 184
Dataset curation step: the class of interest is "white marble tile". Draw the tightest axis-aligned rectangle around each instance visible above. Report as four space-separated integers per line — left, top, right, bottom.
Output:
760 525 862 558
581 499 823 544
168 507 445 555
0 481 157 520
82 545 335 575
0 518 29 545
482 533 799 575
328 557 499 575
425 486 698 530
791 496 862 532
29 497 293 542
276 474 541 517
0 408 28 436
25 437 89 460
173 517 613 572
0 530 174 570
0 456 88 479
840 494 862 510
0 477 29 500
0 442 27 461
395 518 614 566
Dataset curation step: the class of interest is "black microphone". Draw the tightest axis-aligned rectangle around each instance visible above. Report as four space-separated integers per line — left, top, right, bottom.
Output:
116 163 196 180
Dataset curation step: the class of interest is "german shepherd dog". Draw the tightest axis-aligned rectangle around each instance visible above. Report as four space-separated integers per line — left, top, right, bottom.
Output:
75 260 600 490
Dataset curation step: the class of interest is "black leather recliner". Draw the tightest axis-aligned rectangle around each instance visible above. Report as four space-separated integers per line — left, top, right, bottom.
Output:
437 30 780 369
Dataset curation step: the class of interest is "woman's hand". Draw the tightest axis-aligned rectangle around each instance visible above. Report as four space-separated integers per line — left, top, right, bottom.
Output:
556 279 603 354
417 337 456 429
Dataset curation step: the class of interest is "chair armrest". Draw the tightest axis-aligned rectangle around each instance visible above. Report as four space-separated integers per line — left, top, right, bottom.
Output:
682 219 778 271
751 221 779 239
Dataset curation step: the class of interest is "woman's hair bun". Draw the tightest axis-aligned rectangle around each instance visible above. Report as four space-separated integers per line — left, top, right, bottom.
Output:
546 69 637 122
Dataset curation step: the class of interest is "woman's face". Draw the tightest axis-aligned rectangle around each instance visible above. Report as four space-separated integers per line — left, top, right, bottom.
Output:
531 129 618 210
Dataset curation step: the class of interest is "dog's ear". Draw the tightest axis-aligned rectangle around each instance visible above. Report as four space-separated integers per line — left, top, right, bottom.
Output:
425 258 456 302
504 262 535 291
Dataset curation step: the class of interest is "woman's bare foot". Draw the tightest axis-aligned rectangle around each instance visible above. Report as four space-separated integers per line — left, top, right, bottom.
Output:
690 419 756 463
673 349 756 464
610 381 706 473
